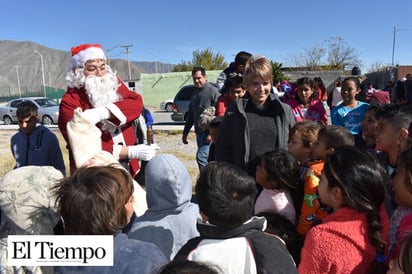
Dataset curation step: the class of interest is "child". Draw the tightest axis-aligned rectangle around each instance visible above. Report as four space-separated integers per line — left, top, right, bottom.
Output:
375 104 412 218
330 80 342 109
297 125 354 236
288 121 323 176
389 147 412 259
331 76 370 135
208 116 223 162
53 165 167 273
216 51 252 92
285 77 328 124
366 82 377 101
313 76 327 103
299 146 389 274
174 161 297 273
11 100 65 175
375 104 412 175
354 104 380 156
388 232 412 274
129 154 200 260
254 149 301 224
215 75 246 116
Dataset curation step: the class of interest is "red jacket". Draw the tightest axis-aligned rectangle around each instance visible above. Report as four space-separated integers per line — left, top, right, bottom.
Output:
299 206 389 274
58 79 143 175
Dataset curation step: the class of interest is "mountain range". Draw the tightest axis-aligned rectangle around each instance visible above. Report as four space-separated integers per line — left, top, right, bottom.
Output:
0 40 174 96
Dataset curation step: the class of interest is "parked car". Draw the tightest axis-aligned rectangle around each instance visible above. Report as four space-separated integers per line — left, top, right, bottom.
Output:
0 97 60 125
159 99 174 112
171 85 197 122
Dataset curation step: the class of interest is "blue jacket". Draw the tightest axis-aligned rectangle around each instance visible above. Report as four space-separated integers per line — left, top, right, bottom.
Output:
331 101 369 135
11 125 65 175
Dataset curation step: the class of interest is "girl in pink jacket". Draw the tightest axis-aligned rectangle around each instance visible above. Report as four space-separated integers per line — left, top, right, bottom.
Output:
299 146 389 274
286 77 328 125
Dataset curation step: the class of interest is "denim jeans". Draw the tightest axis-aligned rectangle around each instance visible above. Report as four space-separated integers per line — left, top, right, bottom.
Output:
196 130 210 170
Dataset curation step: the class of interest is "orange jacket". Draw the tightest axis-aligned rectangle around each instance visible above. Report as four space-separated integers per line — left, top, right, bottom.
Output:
297 160 331 235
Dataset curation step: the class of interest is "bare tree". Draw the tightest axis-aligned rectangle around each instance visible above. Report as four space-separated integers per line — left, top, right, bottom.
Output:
368 61 390 72
326 37 361 69
303 45 326 70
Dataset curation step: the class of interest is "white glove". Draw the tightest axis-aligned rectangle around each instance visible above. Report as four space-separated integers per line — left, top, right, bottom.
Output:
128 144 160 161
81 107 110 125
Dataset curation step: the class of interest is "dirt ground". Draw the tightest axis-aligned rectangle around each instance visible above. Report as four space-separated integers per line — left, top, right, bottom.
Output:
0 127 200 183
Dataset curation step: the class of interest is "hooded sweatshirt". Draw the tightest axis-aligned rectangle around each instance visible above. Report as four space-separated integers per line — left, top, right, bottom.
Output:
129 154 200 260
0 166 63 274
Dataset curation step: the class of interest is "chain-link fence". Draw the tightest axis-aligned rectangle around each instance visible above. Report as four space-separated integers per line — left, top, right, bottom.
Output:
0 86 65 103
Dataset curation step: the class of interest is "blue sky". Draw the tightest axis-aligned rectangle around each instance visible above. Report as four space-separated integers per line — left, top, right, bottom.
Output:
1 0 411 72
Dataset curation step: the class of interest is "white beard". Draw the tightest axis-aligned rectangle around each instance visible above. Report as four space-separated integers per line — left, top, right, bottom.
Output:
66 66 121 107
85 70 120 107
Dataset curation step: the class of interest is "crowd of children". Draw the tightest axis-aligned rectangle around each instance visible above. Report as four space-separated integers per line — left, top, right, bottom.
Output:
2 53 412 274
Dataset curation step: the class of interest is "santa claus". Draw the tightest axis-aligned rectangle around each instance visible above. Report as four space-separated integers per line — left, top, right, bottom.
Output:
58 43 157 176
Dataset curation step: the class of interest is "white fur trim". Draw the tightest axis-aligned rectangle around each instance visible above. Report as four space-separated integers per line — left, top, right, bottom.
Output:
106 103 127 125
72 46 106 68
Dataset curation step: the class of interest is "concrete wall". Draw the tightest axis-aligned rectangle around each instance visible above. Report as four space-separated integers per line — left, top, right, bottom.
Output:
365 65 412 89
283 70 344 91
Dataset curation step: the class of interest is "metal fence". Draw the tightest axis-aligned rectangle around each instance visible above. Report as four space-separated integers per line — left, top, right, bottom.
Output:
0 86 66 103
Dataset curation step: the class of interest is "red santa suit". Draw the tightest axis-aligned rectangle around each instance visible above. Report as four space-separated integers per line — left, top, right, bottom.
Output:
59 78 143 176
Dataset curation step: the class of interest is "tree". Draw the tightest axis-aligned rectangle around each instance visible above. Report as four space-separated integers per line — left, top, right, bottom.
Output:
286 37 362 70
271 61 287 82
368 61 390 73
326 37 362 69
173 49 227 72
284 47 326 69
303 45 326 70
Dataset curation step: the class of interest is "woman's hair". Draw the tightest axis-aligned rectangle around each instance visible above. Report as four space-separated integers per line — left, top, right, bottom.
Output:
397 147 412 191
53 165 134 235
395 232 412 274
243 56 273 87
323 146 388 272
296 77 319 102
288 121 323 150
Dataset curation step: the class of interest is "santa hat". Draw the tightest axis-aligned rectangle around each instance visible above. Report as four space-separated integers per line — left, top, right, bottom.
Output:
71 43 106 69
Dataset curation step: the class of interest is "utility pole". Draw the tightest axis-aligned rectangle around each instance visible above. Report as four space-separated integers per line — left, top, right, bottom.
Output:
121 45 133 80
391 27 396 68
33 50 46 97
14 66 21 98
106 45 121 65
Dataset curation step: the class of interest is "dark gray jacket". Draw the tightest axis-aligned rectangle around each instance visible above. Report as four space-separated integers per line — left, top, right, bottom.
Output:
183 82 220 136
215 93 295 171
